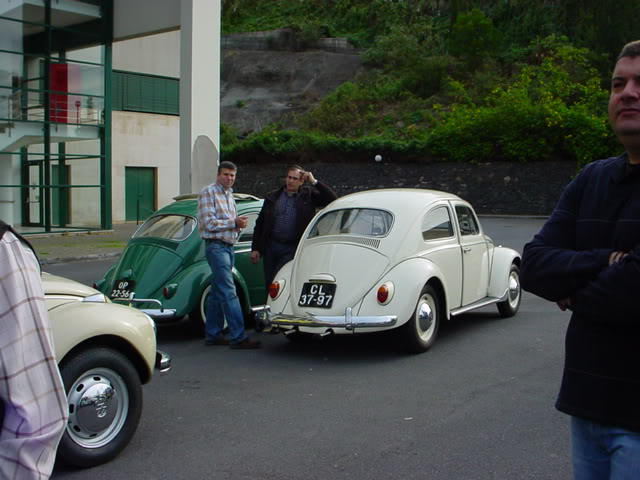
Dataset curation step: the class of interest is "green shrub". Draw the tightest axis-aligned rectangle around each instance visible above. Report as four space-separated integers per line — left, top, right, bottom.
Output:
448 8 502 70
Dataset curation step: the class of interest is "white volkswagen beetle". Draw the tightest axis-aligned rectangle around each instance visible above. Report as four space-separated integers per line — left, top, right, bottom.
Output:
43 272 171 468
258 189 521 353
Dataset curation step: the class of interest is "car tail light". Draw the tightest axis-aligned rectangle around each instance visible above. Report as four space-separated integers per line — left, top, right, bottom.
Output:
269 282 280 299
377 282 394 305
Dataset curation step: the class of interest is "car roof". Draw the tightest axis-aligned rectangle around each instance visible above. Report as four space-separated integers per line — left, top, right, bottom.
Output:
153 193 263 216
324 188 463 215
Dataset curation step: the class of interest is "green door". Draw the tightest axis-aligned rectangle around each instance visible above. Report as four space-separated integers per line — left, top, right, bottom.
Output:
125 167 156 222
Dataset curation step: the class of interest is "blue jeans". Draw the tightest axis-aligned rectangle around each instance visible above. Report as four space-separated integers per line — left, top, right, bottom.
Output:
204 240 247 344
263 240 296 288
571 416 640 480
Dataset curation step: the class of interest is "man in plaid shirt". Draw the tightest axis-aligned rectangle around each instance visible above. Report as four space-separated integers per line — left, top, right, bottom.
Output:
0 221 68 479
198 161 261 349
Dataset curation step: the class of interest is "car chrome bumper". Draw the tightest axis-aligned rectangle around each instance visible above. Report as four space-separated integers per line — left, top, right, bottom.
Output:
155 349 171 374
256 306 397 331
141 308 178 320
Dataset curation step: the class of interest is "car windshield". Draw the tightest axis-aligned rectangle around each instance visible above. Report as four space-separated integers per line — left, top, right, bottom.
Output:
133 215 196 241
308 208 393 238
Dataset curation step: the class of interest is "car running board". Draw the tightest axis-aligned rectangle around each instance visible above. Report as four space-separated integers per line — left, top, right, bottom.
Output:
449 296 503 317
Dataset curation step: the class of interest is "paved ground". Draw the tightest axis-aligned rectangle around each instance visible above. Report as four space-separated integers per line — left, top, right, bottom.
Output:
29 223 140 264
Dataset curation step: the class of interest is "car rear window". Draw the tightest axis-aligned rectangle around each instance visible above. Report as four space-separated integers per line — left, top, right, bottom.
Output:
308 208 393 238
133 215 196 241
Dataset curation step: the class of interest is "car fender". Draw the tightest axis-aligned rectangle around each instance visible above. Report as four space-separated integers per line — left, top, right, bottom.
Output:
267 260 294 314
487 247 521 298
95 264 116 293
155 259 211 316
231 266 252 313
355 257 452 329
50 301 156 382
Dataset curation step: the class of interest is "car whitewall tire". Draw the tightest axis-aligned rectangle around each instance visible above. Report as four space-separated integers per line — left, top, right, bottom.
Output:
497 264 521 318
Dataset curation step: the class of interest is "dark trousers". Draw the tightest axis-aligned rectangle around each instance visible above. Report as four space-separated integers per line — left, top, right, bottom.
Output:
264 240 296 288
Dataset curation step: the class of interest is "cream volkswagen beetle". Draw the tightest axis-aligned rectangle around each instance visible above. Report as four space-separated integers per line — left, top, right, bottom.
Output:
43 272 171 468
258 189 522 353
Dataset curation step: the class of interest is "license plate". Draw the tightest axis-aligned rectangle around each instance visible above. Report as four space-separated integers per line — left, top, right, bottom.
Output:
110 279 136 299
298 282 336 308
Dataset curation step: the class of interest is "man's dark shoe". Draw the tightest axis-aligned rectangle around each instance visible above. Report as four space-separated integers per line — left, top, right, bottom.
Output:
205 337 230 346
229 337 261 349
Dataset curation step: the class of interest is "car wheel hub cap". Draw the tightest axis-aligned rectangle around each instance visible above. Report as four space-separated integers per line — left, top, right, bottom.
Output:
418 302 433 333
508 273 520 306
67 368 129 448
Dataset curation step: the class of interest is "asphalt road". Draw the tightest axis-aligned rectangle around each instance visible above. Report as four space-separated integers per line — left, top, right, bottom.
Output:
49 217 574 480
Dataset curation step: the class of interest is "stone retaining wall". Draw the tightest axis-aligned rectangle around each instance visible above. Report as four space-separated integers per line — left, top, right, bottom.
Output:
233 160 577 216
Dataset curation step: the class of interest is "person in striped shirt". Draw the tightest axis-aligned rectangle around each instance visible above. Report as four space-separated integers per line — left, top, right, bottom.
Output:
198 161 261 349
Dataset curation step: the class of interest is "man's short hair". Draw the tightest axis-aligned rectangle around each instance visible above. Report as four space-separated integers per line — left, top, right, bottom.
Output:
617 40 640 61
287 165 303 173
218 160 237 174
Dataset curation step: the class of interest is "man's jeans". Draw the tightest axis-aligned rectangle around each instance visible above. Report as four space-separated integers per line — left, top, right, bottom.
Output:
571 416 640 480
204 240 246 343
264 240 296 288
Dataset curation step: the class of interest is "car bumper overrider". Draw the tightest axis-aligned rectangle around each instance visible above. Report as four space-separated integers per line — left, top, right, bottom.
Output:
155 349 172 374
256 306 397 332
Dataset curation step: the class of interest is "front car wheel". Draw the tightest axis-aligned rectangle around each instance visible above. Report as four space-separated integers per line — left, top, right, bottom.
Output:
57 347 143 468
497 264 521 318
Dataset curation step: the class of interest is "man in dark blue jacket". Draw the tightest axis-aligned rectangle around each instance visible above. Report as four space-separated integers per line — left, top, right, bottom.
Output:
521 41 640 479
250 165 337 289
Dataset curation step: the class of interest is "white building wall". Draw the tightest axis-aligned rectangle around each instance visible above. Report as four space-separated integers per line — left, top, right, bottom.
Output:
112 30 180 77
111 30 181 223
111 111 179 223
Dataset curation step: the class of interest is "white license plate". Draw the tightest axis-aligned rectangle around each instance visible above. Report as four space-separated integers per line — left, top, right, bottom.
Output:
298 283 336 308
110 279 135 299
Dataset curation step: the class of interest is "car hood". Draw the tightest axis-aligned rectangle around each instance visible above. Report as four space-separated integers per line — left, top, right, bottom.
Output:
107 242 183 298
289 240 389 315
42 272 100 298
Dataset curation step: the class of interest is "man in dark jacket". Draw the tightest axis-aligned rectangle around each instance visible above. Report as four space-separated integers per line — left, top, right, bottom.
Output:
251 165 337 288
521 40 640 479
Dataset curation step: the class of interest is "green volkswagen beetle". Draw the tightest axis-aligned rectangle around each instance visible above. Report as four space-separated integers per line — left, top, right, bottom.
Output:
96 193 266 332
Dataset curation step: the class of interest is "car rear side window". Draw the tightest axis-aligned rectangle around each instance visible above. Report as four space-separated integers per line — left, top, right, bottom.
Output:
421 207 454 241
133 215 196 241
308 208 393 238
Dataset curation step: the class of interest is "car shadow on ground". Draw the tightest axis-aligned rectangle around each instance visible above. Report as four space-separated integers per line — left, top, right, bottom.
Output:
153 308 514 363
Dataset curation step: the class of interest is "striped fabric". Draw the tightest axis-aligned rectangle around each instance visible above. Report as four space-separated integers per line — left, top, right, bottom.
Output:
0 230 68 480
197 182 239 244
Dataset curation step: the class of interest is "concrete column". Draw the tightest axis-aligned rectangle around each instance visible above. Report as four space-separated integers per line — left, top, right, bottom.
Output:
179 0 220 195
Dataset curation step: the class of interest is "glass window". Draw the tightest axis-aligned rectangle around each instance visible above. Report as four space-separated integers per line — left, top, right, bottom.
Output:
308 208 393 238
133 215 196 242
422 206 454 241
455 206 480 236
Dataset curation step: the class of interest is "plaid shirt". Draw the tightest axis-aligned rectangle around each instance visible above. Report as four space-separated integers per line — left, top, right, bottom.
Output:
0 230 68 479
197 182 239 244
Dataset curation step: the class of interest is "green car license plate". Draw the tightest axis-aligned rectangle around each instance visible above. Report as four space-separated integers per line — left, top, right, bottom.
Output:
110 279 135 299
298 283 336 308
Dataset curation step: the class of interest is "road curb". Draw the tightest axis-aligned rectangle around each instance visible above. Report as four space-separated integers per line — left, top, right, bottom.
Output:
40 252 122 265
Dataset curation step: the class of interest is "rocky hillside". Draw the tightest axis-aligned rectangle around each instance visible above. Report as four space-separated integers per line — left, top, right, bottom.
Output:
221 46 362 134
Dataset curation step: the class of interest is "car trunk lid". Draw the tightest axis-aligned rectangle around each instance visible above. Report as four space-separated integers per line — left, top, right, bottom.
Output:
107 241 183 299
289 240 389 316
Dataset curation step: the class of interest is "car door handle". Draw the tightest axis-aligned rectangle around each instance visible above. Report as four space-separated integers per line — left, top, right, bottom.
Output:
462 247 472 253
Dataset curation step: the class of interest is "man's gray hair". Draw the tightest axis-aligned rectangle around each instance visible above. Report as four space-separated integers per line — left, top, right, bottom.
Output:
617 40 640 61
